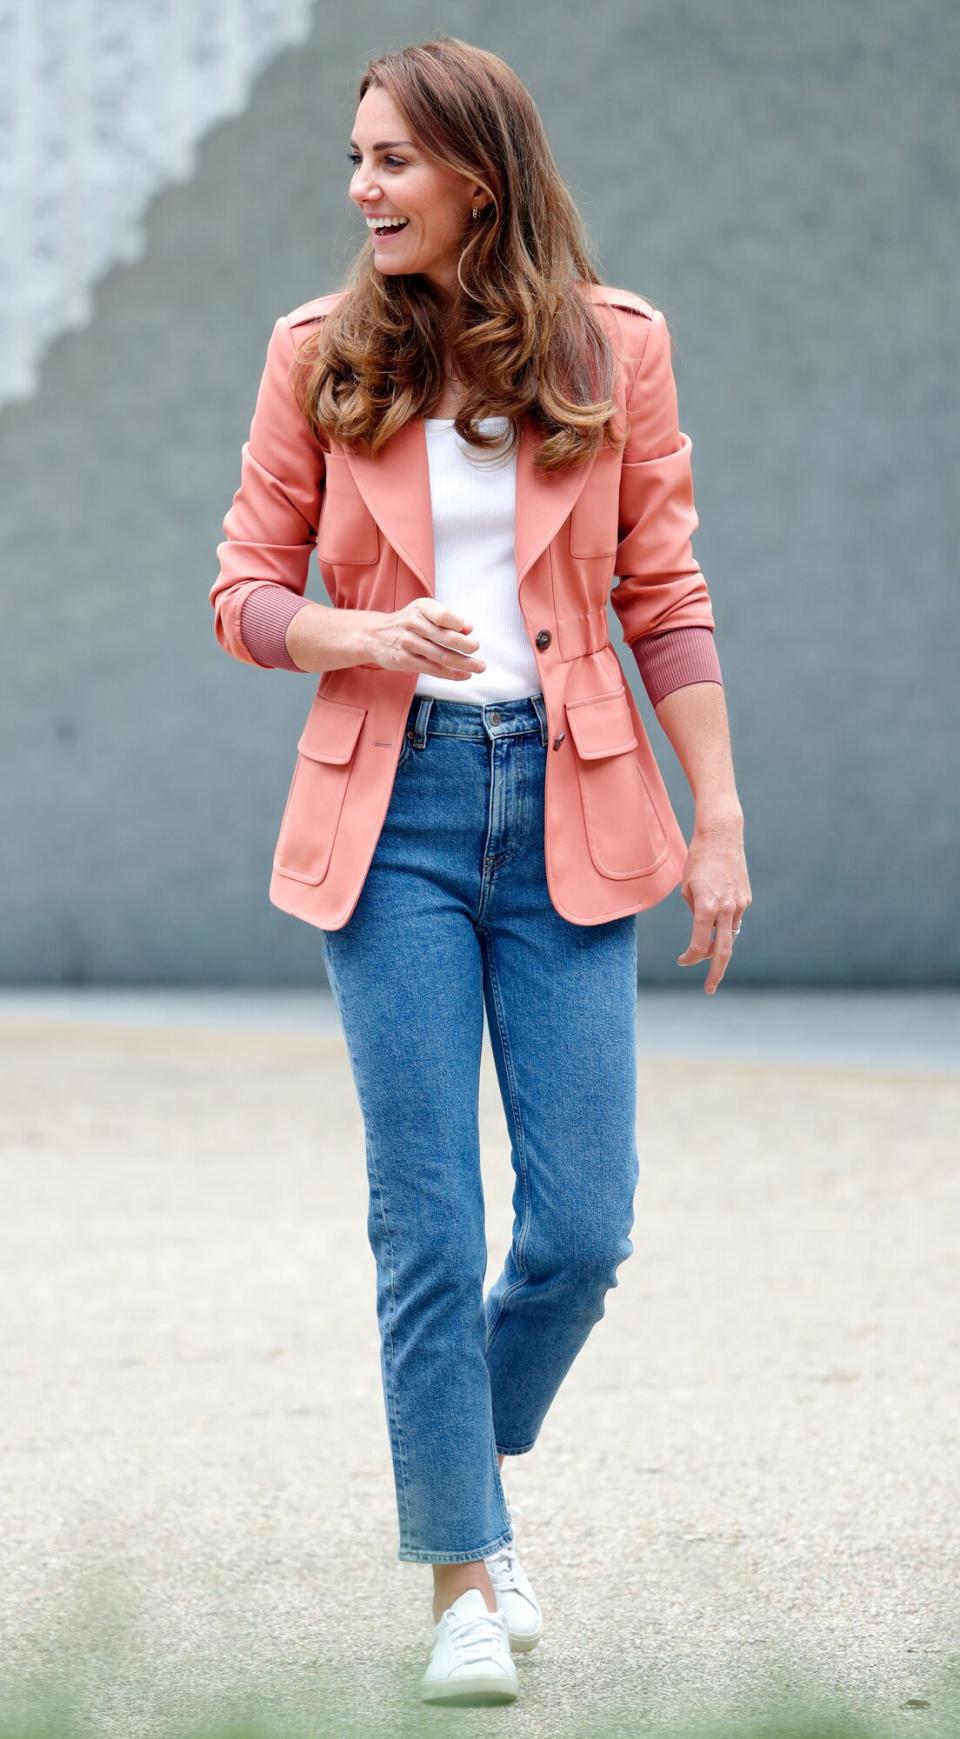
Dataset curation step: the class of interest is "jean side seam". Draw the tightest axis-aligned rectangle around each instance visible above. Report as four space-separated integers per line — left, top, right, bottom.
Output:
365 1143 414 1553
482 933 533 1344
491 1434 511 1540
323 948 414 1549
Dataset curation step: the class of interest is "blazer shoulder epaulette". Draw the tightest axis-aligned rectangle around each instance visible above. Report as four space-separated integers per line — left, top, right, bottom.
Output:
582 282 656 321
285 289 350 327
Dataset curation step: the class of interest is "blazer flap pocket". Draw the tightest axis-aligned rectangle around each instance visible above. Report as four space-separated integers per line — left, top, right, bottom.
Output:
297 696 367 764
564 688 638 759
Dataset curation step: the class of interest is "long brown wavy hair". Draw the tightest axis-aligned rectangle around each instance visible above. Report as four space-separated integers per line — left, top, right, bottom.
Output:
290 36 649 473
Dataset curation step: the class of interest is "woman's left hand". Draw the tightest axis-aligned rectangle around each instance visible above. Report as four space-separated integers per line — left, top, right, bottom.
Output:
676 815 751 995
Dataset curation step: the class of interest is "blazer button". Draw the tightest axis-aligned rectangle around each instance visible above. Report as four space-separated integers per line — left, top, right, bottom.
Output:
552 731 566 750
535 629 551 650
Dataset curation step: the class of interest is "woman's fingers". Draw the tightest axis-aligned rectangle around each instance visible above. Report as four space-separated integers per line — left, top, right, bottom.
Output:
408 616 485 676
703 904 738 994
677 887 740 994
402 631 482 677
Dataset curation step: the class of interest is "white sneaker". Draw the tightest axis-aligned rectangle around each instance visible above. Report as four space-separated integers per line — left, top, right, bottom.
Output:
484 1502 543 1651
419 1586 519 1705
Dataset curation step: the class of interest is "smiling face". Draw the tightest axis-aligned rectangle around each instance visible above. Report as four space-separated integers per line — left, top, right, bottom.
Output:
349 85 488 299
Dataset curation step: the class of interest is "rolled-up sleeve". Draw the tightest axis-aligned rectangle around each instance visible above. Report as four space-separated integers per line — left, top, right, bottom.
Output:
610 308 723 704
210 314 326 669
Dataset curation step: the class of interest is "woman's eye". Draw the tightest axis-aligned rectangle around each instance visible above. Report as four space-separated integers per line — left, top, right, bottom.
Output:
347 153 405 168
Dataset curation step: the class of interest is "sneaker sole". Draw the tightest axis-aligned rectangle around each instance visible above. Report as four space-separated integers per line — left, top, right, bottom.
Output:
507 1626 542 1652
420 1672 518 1705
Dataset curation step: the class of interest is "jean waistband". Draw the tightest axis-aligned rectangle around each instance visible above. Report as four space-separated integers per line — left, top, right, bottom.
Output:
404 692 549 747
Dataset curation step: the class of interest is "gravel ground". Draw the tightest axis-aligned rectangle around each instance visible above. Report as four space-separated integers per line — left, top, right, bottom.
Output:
0 988 958 1738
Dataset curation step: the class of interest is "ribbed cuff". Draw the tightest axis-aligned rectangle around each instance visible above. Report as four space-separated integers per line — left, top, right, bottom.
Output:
239 585 312 670
630 625 723 708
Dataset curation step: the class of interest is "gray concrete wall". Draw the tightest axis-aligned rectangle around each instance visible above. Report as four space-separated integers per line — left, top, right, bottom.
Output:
2 2 956 985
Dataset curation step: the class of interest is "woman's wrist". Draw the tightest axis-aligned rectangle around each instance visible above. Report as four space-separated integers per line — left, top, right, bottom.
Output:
692 799 744 835
285 604 385 672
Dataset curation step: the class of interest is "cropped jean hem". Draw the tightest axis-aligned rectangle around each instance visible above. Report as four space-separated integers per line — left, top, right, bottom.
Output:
397 1521 516 1566
496 1440 537 1456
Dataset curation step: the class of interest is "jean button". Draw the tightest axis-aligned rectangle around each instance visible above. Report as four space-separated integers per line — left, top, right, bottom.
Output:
488 710 502 725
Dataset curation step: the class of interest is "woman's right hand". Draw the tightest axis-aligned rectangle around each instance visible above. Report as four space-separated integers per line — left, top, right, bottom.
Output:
368 599 486 680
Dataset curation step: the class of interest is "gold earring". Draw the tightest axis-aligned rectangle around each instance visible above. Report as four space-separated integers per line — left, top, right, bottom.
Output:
472 205 480 219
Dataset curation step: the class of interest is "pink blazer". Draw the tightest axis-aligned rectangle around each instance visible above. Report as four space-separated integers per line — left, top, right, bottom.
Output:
211 282 719 930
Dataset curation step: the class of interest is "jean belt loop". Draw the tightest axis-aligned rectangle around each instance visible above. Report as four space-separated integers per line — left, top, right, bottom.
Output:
531 692 549 747
413 695 433 748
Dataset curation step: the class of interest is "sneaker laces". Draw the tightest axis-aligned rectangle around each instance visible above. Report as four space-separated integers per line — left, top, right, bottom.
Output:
445 1606 507 1666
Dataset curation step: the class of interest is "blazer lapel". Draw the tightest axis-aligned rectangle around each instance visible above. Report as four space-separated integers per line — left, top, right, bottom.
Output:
340 413 600 598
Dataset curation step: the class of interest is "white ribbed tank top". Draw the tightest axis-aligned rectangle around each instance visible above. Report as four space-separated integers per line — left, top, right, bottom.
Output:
413 416 542 706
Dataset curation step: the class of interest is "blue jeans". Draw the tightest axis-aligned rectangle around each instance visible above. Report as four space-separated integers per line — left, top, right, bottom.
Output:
319 693 640 1564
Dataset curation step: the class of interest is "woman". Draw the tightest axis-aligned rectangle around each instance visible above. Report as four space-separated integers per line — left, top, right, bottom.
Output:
211 35 750 1708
